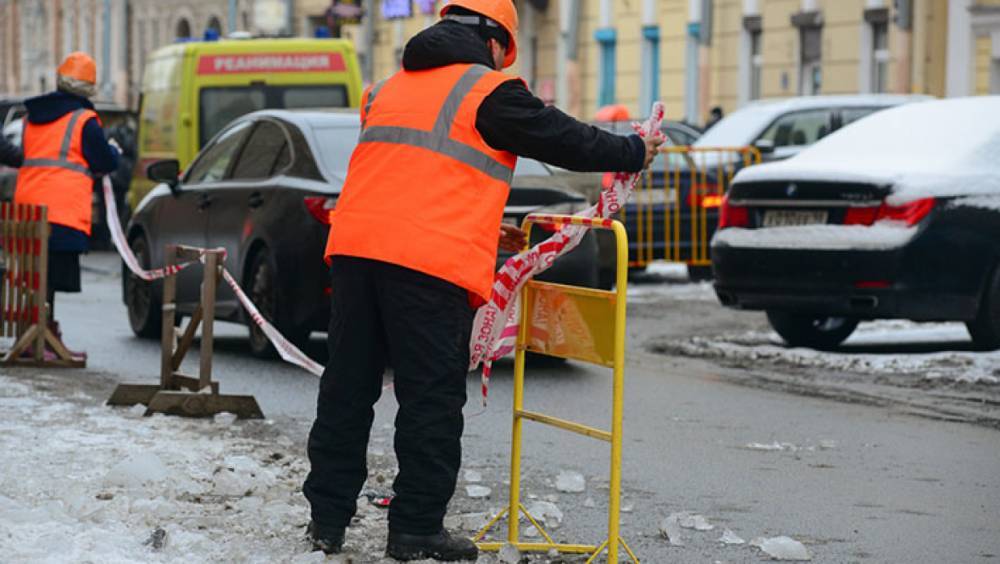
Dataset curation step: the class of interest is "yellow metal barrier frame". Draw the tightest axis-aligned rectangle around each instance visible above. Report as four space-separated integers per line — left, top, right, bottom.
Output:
630 145 762 268
474 214 637 564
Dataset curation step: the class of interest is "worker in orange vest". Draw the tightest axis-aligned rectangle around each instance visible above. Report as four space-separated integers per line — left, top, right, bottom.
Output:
15 52 120 359
303 1 662 559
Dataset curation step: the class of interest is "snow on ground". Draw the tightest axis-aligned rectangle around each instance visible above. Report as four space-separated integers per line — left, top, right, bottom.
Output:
0 372 520 564
664 320 1000 384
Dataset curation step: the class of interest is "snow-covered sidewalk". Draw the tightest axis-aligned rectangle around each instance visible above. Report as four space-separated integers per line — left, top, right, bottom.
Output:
0 370 462 563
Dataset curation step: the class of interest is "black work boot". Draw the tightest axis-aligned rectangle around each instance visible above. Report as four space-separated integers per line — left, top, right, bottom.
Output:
386 529 478 561
306 521 345 554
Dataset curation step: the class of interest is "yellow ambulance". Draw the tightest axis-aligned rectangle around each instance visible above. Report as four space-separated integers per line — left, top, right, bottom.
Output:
130 37 362 209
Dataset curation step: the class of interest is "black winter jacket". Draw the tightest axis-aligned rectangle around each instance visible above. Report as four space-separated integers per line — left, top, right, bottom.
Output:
0 135 21 168
402 21 645 173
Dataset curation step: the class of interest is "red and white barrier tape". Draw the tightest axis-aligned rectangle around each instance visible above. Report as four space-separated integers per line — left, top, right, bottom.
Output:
104 177 325 377
103 178 199 281
469 103 667 405
220 268 325 376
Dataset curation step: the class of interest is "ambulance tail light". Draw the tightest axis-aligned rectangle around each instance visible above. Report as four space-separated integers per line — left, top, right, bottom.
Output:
304 196 338 225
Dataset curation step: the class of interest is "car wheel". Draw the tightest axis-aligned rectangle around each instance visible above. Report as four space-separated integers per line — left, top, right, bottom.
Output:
765 311 859 350
246 248 310 358
967 265 1000 351
124 235 161 338
687 264 713 282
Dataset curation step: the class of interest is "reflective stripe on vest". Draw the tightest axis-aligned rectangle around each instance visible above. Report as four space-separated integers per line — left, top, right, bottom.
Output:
358 66 513 184
20 109 92 176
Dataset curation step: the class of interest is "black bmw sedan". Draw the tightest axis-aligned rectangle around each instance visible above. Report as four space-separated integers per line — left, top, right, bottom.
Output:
711 97 1000 350
124 110 598 357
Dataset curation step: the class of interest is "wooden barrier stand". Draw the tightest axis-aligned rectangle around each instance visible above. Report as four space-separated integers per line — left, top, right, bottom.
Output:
107 245 263 419
0 203 84 368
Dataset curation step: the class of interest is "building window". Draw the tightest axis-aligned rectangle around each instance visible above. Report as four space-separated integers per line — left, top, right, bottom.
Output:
640 26 660 115
176 18 192 40
750 29 762 100
595 28 617 108
799 26 821 95
871 21 889 93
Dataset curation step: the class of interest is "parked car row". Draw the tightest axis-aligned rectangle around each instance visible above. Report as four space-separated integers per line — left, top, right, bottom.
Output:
126 110 599 357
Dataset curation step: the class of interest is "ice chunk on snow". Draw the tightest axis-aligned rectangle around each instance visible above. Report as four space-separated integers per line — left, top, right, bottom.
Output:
460 512 489 531
678 513 714 531
819 440 839 450
498 542 521 563
523 525 540 538
658 513 684 546
463 469 483 483
103 453 169 488
554 470 586 493
753 536 812 561
621 500 634 513
745 441 799 452
680 514 715 531
527 501 563 529
213 412 238 425
127 404 147 417
718 529 745 545
583 497 596 508
465 485 491 499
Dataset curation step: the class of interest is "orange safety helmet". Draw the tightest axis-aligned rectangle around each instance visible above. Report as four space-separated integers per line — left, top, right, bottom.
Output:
441 0 518 69
57 52 97 84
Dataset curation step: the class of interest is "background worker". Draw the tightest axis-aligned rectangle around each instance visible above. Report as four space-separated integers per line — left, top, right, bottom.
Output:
303 1 662 560
15 52 119 359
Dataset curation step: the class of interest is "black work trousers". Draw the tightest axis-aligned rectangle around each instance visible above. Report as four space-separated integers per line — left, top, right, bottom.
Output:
304 256 474 535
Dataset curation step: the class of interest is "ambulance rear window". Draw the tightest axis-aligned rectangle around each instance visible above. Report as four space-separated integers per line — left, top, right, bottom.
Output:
200 85 348 147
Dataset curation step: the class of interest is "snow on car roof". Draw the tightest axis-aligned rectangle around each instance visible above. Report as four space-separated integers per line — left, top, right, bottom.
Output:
732 96 1000 203
694 94 929 148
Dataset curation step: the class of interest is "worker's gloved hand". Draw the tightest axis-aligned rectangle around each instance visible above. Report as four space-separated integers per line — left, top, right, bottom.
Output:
642 135 665 170
498 224 528 253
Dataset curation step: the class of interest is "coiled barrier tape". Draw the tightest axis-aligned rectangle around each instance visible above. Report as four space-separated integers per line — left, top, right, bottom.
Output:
469 103 666 405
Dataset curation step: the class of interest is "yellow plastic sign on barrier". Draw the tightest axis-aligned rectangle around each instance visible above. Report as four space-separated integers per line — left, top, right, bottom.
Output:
475 214 637 564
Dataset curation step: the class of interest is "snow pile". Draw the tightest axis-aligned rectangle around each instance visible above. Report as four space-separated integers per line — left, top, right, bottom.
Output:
0 372 485 563
659 320 1000 385
628 281 717 303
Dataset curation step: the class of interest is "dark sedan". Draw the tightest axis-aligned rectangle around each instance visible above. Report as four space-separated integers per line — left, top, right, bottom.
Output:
711 97 1000 350
124 110 598 357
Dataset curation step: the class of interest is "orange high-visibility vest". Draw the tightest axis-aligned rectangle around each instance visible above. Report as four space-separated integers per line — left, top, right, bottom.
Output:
15 109 98 235
325 64 519 301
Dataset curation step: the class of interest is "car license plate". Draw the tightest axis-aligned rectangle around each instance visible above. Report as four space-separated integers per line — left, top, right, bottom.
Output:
762 209 828 227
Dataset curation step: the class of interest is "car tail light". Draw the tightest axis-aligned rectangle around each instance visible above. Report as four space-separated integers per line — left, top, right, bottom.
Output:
843 206 881 225
718 194 749 229
304 196 337 224
877 198 935 226
688 183 721 208
843 198 935 227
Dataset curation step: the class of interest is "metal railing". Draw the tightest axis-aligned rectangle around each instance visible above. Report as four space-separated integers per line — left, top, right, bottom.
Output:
625 146 762 268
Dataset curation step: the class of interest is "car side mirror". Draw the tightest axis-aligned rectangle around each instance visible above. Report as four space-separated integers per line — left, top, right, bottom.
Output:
753 139 776 155
147 159 181 194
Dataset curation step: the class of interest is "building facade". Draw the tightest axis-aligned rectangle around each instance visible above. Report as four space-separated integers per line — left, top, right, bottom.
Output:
0 0 287 106
346 0 994 125
4 1 998 119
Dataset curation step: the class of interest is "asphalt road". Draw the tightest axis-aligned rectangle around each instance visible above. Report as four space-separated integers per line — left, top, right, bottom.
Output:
46 252 1000 563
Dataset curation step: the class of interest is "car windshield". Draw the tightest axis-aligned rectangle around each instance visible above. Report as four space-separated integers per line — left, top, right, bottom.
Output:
312 122 551 179
200 85 348 148
694 104 780 147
